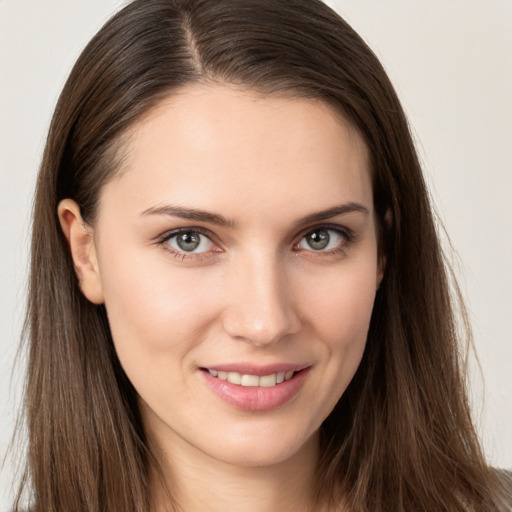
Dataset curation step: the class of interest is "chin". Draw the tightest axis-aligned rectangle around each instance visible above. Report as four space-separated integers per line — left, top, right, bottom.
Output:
203 424 319 468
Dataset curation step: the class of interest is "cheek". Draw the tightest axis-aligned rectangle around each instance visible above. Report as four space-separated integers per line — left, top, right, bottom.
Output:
299 259 377 344
297 258 377 406
97 247 222 364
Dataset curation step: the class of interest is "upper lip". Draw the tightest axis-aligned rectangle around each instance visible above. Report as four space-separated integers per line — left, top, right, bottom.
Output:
200 363 311 376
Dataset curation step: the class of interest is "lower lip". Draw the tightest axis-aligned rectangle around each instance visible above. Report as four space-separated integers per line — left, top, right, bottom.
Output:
200 368 310 411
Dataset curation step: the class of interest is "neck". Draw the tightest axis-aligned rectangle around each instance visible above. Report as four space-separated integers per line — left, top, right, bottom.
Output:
150 430 323 512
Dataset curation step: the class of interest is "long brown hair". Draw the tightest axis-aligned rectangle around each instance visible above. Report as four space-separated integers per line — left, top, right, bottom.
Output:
14 0 510 511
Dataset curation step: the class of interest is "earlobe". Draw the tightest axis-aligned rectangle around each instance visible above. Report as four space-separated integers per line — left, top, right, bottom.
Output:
57 199 104 304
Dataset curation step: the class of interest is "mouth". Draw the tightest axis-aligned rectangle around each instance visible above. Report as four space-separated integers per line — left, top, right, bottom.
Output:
200 366 310 411
204 369 297 388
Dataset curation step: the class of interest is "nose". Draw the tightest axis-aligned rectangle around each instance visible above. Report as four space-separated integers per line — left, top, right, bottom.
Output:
221 252 300 346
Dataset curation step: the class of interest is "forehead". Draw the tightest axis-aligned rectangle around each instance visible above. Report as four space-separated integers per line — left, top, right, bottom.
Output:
99 84 373 222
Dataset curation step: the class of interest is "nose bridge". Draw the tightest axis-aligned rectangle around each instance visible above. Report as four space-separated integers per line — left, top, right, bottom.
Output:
222 248 299 346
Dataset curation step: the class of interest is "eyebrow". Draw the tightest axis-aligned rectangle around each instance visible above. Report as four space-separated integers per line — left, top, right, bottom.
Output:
140 205 236 227
294 202 369 227
140 202 369 228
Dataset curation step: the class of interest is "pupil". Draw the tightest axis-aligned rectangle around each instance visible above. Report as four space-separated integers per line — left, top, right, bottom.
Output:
177 232 200 251
307 230 330 250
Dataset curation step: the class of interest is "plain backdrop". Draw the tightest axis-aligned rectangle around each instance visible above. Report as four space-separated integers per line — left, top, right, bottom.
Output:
0 0 511 508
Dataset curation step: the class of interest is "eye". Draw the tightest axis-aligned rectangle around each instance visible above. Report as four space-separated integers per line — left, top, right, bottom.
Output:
296 228 346 252
165 230 215 253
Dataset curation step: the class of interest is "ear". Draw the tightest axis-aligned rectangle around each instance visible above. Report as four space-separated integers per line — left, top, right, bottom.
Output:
58 199 104 304
376 209 392 289
377 253 386 289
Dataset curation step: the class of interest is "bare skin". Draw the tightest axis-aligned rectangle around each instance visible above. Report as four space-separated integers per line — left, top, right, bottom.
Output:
59 84 381 512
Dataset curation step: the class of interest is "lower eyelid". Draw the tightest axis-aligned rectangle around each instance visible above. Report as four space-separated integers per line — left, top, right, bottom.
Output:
161 243 216 262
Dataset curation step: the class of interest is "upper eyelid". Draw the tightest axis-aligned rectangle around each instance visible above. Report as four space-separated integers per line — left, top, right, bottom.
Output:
158 226 217 243
295 223 354 242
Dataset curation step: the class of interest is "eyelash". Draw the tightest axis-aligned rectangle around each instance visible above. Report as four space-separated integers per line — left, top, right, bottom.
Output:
157 227 217 261
293 224 355 257
156 224 355 261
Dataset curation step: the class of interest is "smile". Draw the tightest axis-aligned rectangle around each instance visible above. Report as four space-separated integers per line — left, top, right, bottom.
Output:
207 369 295 387
201 366 310 411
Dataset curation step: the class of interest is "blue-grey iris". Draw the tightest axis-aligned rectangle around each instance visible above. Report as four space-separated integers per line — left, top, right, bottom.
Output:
306 230 330 250
176 232 201 251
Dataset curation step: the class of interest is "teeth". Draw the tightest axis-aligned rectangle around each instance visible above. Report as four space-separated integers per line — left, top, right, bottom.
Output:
259 374 277 387
208 369 296 387
241 374 259 387
227 372 242 385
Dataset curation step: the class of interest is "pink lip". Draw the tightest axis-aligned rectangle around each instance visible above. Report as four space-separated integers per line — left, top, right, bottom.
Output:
199 366 311 411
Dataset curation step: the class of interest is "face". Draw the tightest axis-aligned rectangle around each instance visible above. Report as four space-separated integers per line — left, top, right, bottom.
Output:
80 85 382 468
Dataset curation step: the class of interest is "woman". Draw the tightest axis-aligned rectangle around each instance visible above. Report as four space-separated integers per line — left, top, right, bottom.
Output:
12 0 511 511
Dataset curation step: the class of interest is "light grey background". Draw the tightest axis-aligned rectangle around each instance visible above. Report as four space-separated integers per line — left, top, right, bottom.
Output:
1 1 511 508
